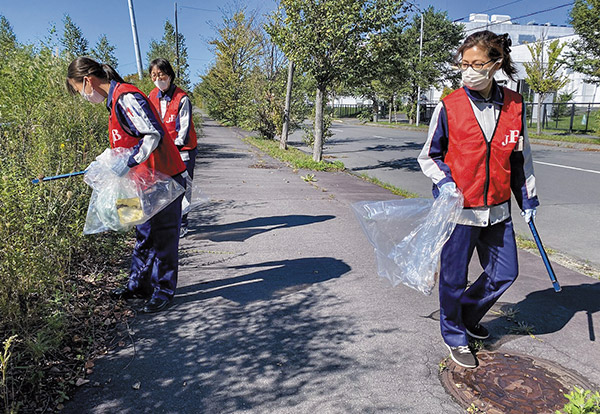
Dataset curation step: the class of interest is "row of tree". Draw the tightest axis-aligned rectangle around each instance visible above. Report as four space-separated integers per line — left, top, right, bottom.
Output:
199 0 600 160
199 0 464 162
49 14 191 90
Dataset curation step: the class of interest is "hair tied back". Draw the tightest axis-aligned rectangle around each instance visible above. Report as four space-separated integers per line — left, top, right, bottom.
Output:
502 33 512 54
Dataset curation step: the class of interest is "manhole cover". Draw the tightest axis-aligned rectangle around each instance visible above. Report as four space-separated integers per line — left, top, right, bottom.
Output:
440 351 593 414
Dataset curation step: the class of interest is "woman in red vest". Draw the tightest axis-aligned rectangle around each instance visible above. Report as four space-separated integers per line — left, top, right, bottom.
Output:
418 31 539 368
66 57 187 313
147 58 198 238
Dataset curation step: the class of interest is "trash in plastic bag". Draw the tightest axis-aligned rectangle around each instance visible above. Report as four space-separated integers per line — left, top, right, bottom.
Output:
83 147 185 234
352 189 464 295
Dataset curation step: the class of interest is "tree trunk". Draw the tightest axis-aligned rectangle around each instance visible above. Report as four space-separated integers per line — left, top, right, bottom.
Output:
280 61 295 150
313 85 325 162
536 92 543 135
388 100 392 123
372 99 378 123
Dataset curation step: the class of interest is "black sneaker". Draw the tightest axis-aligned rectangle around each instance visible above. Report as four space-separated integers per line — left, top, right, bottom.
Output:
445 343 477 368
142 297 171 313
466 324 490 340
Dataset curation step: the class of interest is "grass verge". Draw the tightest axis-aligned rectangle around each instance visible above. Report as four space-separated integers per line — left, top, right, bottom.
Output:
356 173 419 198
243 136 345 171
530 133 600 146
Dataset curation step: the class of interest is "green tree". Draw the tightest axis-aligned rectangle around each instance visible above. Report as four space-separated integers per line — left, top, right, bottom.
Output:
91 34 118 68
567 0 600 85
398 8 463 123
0 15 17 60
61 15 88 56
147 20 190 89
267 0 407 162
524 38 569 134
199 11 262 126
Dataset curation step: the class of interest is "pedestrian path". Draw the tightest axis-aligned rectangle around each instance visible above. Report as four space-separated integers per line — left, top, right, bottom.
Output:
64 117 600 414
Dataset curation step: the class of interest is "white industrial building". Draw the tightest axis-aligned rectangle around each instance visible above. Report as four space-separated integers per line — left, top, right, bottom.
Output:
426 13 599 104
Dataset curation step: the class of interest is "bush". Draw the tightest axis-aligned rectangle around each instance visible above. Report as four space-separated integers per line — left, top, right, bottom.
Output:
556 387 600 414
0 43 127 410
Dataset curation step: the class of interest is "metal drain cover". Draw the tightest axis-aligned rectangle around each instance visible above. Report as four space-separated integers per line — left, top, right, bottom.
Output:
440 351 593 413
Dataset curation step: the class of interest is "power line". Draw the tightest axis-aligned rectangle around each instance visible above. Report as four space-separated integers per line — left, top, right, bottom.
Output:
179 5 218 13
463 2 575 34
453 0 525 23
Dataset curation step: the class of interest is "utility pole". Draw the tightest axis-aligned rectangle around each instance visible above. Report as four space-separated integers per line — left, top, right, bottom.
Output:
127 0 144 80
416 12 424 126
280 60 295 150
175 2 180 79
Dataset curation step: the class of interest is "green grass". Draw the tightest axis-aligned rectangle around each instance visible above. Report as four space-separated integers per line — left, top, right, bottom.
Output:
243 136 345 172
356 173 419 198
529 132 600 146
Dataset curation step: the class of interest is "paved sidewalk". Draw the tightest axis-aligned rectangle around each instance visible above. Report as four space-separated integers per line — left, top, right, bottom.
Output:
64 117 600 414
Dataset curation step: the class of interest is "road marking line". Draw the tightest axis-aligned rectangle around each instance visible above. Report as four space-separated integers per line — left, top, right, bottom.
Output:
534 161 600 175
374 135 387 139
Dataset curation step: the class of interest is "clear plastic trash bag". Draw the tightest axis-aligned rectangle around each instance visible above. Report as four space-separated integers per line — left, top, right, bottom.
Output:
180 172 210 216
352 189 464 295
83 147 185 234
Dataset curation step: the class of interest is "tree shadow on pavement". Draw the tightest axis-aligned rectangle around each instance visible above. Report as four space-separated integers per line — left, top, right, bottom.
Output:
483 283 600 348
188 215 335 242
63 258 361 414
351 157 421 172
176 257 350 305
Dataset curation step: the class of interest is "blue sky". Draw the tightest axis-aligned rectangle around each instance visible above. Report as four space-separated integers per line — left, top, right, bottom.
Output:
1 0 574 86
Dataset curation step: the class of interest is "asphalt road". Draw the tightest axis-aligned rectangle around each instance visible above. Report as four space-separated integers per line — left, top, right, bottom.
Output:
288 121 600 270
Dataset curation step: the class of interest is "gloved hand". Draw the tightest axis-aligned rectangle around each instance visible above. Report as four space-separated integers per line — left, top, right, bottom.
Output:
110 156 130 177
439 182 459 196
522 208 537 223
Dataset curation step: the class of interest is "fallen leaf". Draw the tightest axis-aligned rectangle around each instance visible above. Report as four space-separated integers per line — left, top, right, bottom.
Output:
75 378 89 387
84 361 95 369
132 381 141 390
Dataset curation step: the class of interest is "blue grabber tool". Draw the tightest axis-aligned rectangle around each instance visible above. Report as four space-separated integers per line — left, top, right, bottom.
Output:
31 170 86 184
528 218 561 292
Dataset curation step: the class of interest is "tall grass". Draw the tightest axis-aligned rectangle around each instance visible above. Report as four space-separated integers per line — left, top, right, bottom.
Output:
0 44 126 410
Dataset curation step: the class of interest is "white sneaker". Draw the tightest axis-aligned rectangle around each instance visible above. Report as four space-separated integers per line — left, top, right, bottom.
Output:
179 225 188 238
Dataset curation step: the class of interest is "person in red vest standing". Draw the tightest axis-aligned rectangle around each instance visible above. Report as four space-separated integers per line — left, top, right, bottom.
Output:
147 58 198 238
418 31 539 368
66 57 187 313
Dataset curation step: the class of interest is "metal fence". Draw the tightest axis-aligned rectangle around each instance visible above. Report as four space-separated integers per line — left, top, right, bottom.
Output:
331 102 599 135
420 102 600 134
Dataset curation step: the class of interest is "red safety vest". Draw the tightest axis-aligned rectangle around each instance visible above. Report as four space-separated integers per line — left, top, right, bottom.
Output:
443 87 523 208
108 82 186 177
148 86 197 151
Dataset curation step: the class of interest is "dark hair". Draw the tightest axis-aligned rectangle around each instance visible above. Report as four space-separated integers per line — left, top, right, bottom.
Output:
148 58 176 81
66 56 125 95
455 30 517 81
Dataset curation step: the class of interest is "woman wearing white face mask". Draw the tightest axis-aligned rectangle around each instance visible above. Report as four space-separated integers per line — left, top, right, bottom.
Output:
417 31 539 369
66 57 187 314
148 58 198 238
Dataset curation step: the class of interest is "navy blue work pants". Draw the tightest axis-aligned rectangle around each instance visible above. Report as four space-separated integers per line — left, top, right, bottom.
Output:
127 173 186 300
439 218 518 347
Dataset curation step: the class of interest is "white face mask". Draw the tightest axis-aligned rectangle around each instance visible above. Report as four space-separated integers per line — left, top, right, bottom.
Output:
80 78 105 104
461 60 501 91
154 78 171 92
